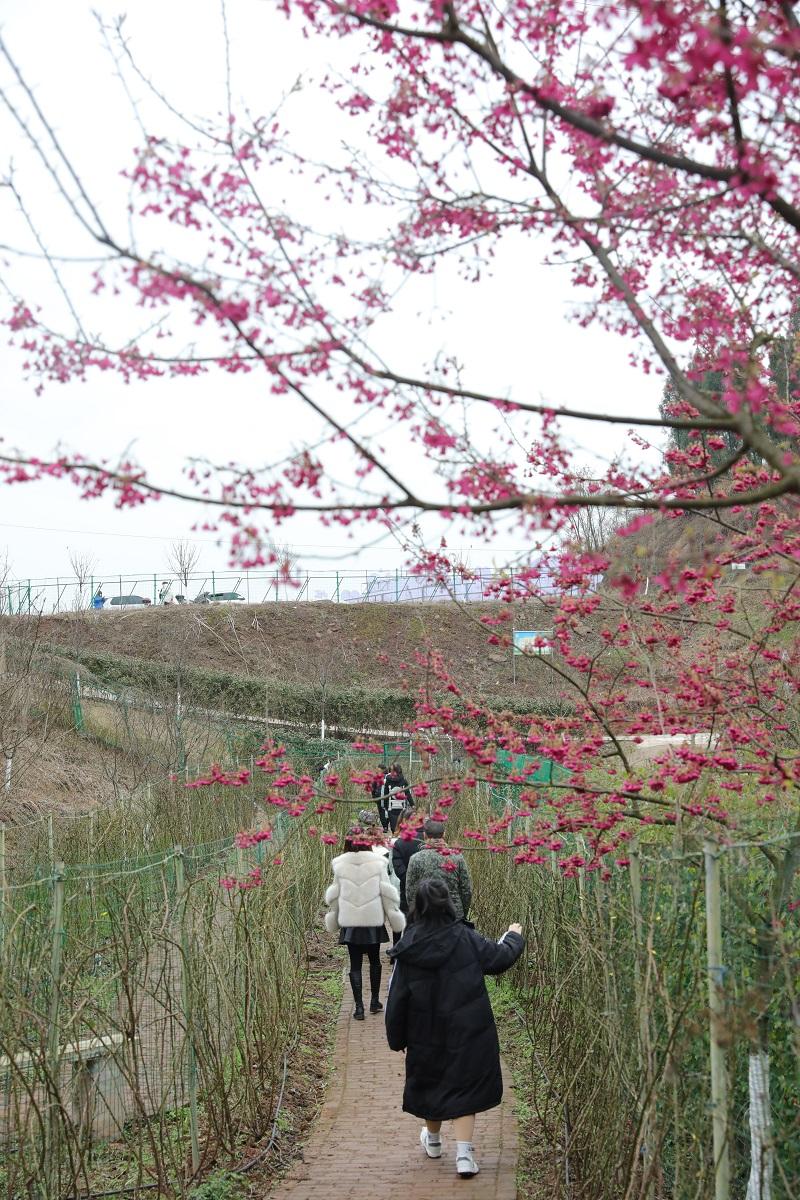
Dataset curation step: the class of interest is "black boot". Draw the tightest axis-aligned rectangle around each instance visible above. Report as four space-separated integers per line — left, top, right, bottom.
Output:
349 969 365 1020
369 958 383 1013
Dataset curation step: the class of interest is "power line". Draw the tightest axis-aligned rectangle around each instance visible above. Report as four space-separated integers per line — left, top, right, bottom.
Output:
0 521 214 543
0 520 522 556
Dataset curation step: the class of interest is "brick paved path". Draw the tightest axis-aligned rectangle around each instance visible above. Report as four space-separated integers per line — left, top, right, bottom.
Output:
267 969 519 1200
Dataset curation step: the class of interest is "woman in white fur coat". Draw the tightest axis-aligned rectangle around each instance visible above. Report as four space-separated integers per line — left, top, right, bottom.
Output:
325 826 406 1020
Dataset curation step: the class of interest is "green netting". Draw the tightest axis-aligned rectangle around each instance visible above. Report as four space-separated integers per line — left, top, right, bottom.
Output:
0 790 340 1199
494 749 571 781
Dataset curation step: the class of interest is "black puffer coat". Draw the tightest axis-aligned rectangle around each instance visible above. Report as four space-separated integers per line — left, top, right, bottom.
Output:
385 921 524 1120
391 833 423 912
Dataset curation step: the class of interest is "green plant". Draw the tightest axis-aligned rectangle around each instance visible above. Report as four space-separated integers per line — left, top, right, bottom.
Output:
34 641 575 742
188 1170 245 1200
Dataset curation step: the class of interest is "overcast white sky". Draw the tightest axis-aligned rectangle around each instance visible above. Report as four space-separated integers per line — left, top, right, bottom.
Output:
0 0 663 589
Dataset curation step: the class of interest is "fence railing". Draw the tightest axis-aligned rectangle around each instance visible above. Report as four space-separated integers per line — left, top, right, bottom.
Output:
0 563 758 616
1 566 575 615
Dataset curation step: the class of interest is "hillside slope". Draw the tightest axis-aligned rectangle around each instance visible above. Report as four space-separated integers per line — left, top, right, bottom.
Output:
25 601 555 699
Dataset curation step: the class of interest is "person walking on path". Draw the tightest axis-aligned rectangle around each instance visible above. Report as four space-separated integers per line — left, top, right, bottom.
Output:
357 808 401 892
405 817 473 922
390 815 423 945
372 761 414 833
385 760 413 831
324 826 405 1020
371 762 391 831
385 878 524 1179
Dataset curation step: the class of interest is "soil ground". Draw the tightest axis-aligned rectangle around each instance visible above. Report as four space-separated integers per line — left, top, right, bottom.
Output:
26 600 555 698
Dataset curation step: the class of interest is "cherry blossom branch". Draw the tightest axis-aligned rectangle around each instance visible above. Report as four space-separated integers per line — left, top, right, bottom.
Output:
339 6 800 232
2 453 794 515
348 358 739 431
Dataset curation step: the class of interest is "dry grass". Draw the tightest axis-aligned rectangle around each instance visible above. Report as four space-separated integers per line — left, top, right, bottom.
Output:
0 723 137 823
24 600 558 699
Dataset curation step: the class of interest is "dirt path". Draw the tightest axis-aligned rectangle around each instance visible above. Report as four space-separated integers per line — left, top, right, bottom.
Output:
265 967 519 1200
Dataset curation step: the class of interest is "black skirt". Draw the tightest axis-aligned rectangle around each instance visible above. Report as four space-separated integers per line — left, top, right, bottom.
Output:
339 925 389 946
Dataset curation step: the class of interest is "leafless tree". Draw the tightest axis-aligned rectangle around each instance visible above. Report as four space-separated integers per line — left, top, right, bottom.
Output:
562 478 625 555
166 540 201 595
68 549 97 611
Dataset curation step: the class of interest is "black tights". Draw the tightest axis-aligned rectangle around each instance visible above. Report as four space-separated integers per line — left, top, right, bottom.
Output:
347 943 381 973
347 942 382 1007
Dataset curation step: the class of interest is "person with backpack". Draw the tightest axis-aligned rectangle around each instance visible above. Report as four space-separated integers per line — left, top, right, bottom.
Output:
371 762 391 831
372 760 414 832
385 760 413 831
324 824 405 1019
385 877 524 1178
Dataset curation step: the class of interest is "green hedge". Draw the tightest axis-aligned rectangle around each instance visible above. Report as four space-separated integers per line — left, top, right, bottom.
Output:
35 642 574 734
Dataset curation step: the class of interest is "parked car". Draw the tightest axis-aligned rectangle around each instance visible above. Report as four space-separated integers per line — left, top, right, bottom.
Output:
107 594 152 609
192 591 246 605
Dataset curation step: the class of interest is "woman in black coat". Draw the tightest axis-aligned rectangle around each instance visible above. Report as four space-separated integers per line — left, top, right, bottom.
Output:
385 878 524 1179
389 816 423 945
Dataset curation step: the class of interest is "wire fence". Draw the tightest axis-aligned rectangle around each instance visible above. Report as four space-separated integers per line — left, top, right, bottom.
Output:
455 784 800 1200
1 694 797 1200
0 562 762 616
0 792 350 1200
1 566 578 615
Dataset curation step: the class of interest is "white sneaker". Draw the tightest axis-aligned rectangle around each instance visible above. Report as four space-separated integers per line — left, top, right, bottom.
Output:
420 1127 442 1159
456 1146 480 1178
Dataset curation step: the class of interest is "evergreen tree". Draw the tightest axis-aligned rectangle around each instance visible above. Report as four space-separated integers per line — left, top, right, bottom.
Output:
662 304 800 474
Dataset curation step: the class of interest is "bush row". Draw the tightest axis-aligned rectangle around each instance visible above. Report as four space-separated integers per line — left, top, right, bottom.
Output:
36 642 574 734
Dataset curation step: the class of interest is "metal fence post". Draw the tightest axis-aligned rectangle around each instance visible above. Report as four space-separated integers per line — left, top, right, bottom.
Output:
45 863 66 1198
704 839 730 1200
173 847 201 1176
72 671 84 733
